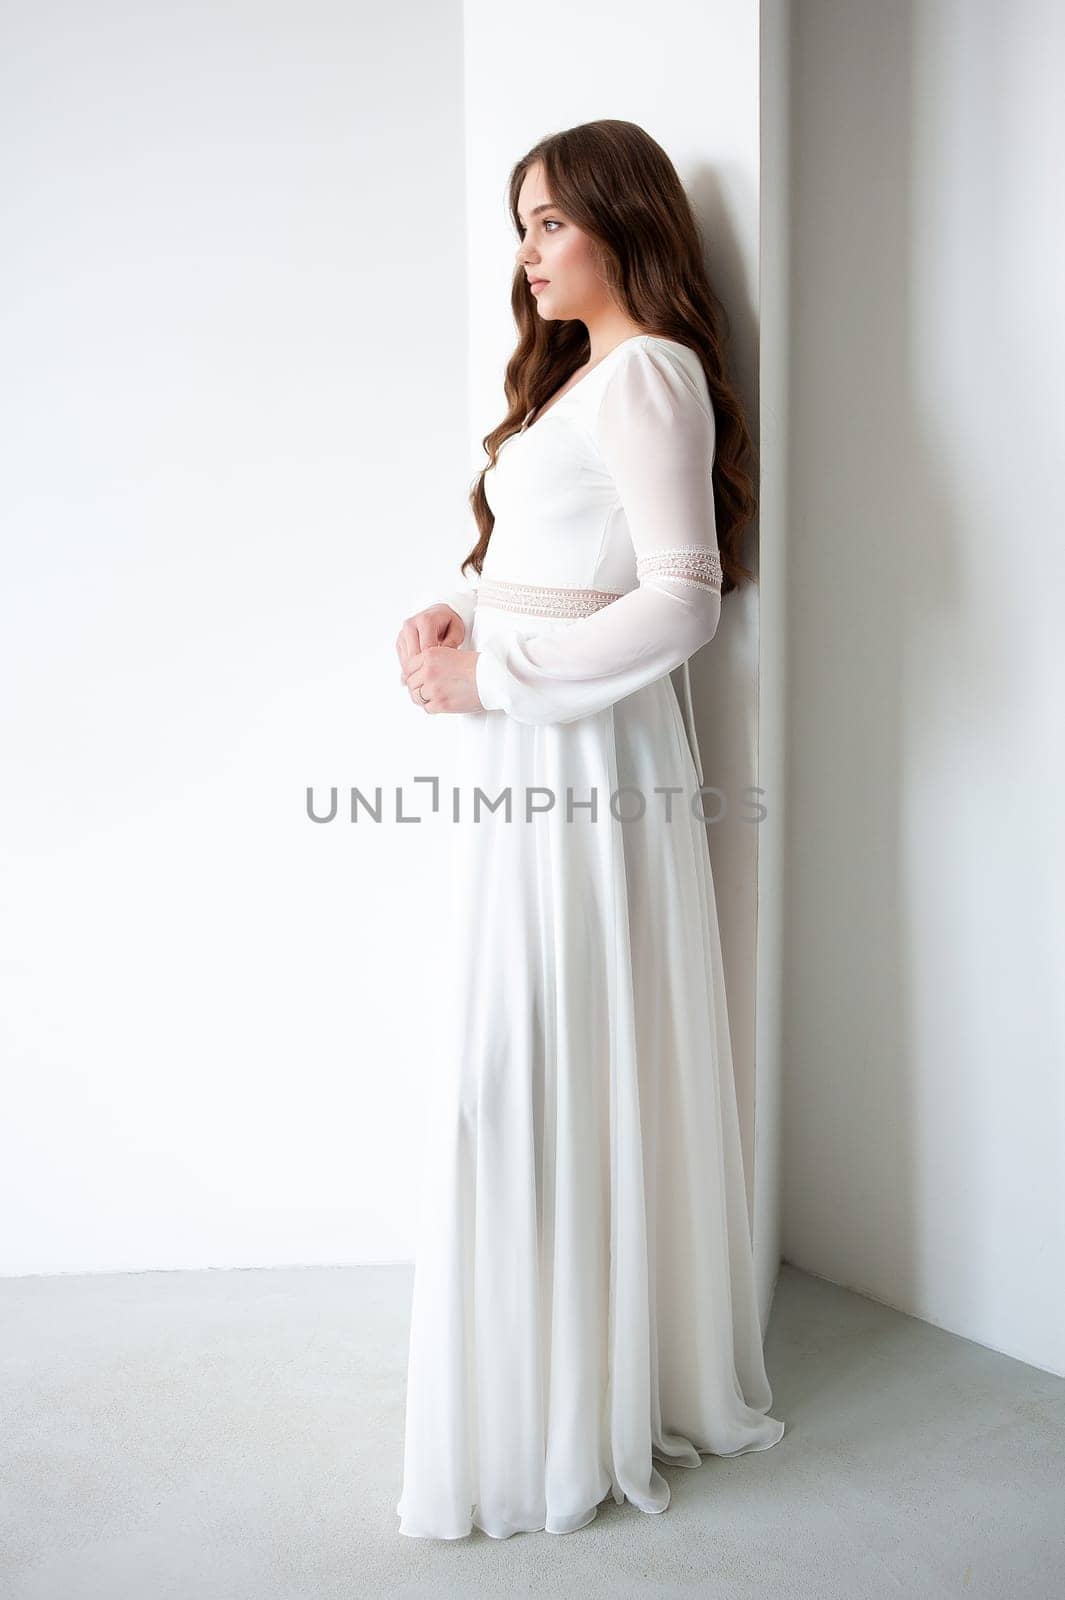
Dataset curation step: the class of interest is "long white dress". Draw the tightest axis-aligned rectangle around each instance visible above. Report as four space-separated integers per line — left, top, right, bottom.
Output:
397 334 785 1541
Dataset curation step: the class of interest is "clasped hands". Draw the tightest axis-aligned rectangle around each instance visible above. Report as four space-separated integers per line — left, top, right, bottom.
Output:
396 604 486 714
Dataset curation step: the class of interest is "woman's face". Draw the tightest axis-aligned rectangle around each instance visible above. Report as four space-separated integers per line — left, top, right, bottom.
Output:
515 162 605 325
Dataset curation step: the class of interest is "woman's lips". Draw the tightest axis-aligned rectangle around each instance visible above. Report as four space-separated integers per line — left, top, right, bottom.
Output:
529 279 549 293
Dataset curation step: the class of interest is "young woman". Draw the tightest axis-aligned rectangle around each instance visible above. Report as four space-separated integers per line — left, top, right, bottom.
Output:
394 118 785 1541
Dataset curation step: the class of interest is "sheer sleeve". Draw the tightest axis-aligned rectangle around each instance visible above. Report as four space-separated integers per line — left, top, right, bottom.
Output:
473 343 722 724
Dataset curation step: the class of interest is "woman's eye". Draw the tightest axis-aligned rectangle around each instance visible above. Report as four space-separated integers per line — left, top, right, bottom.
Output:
543 219 560 231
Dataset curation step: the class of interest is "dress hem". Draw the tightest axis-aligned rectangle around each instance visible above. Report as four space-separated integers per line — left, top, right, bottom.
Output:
396 1416 786 1541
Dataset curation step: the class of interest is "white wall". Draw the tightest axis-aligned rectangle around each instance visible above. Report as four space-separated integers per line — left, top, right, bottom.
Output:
0 0 470 1272
2 3 773 1286
462 0 774 1319
2 1 774 1328
755 0 793 1321
781 0 1065 1376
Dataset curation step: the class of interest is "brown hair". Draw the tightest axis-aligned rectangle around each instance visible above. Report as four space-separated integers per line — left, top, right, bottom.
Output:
459 118 757 596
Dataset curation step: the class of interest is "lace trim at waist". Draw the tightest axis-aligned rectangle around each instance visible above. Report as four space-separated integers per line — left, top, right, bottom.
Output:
475 578 623 618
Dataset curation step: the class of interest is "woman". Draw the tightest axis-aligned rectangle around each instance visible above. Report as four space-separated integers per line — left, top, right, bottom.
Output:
394 119 784 1541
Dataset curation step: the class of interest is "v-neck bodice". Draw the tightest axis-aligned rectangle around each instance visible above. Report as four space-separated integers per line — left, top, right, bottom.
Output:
518 334 649 436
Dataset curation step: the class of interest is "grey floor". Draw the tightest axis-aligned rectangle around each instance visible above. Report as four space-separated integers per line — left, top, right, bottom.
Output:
1 1261 1062 1599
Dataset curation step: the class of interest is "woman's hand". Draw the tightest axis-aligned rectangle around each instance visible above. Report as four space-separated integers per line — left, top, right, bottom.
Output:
396 603 485 714
396 602 465 662
402 643 484 713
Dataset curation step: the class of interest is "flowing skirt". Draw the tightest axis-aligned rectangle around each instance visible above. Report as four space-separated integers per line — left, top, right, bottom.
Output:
396 628 784 1540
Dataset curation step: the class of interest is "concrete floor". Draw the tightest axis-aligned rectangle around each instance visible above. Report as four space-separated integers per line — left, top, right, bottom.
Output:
1 1261 1062 1599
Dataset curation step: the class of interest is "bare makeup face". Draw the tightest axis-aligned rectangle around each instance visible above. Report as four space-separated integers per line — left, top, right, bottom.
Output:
515 161 610 327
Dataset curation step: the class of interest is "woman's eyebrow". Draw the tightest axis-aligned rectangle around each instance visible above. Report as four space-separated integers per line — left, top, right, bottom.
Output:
516 201 558 224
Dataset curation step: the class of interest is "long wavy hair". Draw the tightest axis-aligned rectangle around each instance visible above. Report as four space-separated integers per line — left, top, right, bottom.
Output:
459 119 757 596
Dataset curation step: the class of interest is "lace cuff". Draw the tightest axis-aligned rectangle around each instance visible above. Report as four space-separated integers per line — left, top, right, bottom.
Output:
636 545 723 592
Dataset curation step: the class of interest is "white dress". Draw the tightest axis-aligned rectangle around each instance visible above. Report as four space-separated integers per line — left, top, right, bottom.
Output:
397 334 785 1541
